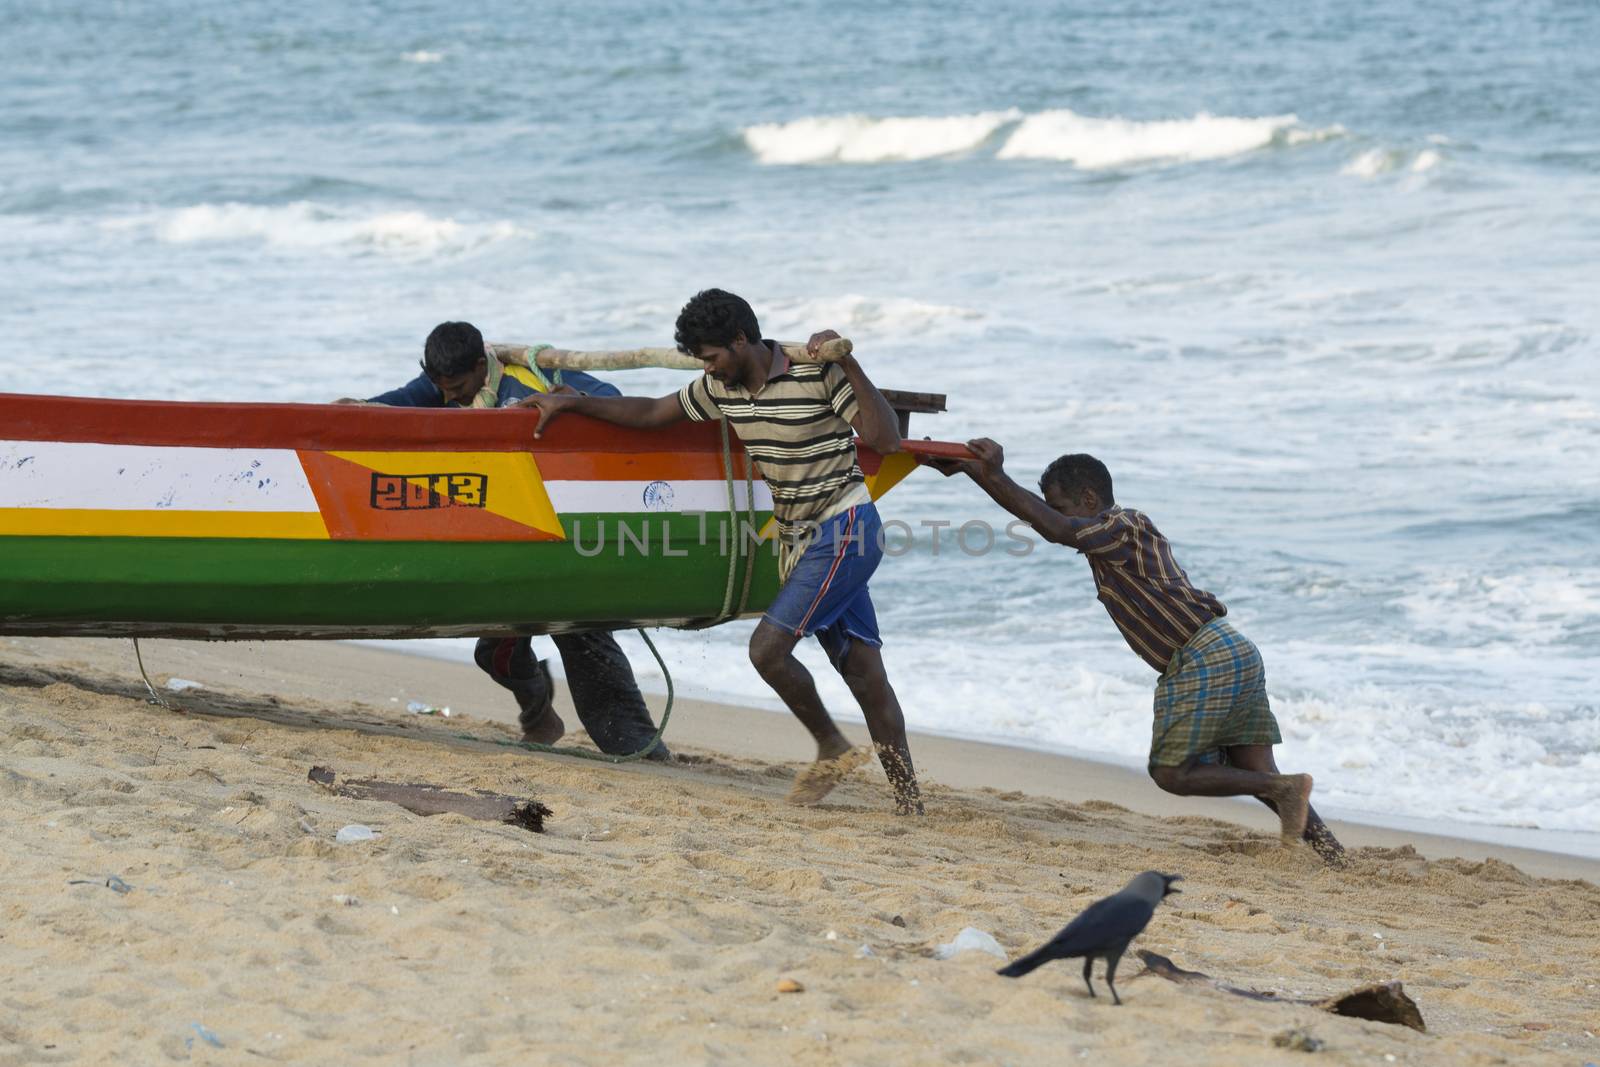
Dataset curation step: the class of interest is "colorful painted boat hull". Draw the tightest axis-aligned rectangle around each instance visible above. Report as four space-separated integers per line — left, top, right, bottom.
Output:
0 393 926 639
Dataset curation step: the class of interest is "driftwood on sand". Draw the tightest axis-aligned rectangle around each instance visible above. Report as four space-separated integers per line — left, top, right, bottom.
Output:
1135 950 1426 1032
489 337 853 373
308 766 551 832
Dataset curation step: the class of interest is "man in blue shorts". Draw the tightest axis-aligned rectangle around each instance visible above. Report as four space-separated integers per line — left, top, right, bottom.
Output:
519 289 923 814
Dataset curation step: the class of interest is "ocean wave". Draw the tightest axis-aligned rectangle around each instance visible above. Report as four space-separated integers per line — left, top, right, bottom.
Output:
401 50 443 64
108 201 525 257
1341 146 1444 178
996 110 1310 168
742 110 1022 164
743 108 1342 169
1273 685 1600 832
1393 565 1600 645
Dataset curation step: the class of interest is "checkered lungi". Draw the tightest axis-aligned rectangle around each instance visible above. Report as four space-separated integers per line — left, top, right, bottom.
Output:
1149 617 1282 767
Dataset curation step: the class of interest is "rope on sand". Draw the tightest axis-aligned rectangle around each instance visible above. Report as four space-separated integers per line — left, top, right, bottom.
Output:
456 626 674 764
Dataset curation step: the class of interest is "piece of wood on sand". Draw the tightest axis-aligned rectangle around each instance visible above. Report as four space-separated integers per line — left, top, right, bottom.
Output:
308 766 552 832
1135 949 1426 1032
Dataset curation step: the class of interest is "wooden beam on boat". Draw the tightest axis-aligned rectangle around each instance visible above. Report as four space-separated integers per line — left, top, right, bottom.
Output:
491 341 949 434
490 336 855 372
880 388 948 437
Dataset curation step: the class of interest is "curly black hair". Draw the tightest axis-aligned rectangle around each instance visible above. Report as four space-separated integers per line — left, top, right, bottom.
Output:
1040 453 1115 504
674 289 762 356
422 321 485 378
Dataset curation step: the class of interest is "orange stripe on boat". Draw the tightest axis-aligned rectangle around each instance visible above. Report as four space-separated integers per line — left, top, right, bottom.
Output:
534 450 750 482
299 450 566 542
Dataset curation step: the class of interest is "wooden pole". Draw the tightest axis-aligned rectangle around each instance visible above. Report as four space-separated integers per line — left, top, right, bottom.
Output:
489 337 853 372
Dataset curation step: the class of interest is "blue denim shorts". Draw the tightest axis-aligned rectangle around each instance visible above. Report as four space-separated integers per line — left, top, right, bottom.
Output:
763 503 883 667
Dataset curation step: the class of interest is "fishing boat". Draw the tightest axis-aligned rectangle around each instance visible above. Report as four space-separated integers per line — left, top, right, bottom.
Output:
0 390 958 640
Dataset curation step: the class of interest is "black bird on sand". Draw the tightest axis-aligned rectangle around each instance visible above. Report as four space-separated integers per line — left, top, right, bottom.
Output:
997 871 1183 1005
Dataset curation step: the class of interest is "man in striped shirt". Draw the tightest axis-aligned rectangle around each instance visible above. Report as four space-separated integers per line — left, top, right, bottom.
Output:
518 289 923 815
949 439 1343 862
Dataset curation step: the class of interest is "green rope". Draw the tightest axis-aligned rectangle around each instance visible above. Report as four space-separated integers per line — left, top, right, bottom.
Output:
455 626 674 763
684 416 758 629
713 417 744 621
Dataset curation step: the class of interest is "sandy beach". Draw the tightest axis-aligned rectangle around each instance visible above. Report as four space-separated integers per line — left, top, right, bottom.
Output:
2 635 1597 1066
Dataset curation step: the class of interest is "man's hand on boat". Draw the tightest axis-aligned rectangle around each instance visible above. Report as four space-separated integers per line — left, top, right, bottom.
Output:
512 388 686 439
916 437 994 479
512 392 573 437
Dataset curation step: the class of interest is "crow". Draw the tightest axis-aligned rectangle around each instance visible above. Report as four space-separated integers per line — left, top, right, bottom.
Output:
996 870 1183 1005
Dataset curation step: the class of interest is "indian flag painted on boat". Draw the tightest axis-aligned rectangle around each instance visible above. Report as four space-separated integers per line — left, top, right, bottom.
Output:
0 392 926 639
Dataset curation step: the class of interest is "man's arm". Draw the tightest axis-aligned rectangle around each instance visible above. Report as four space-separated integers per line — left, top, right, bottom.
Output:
961 438 1081 546
555 369 621 398
338 373 442 408
514 392 686 438
807 331 901 455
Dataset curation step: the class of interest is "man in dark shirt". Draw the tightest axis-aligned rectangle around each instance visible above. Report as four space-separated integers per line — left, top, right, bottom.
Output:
948 439 1343 863
361 322 619 408
349 321 668 761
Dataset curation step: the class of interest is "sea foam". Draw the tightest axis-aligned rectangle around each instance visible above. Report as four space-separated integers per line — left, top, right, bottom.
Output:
118 202 523 257
997 109 1304 168
1342 146 1443 178
743 110 1022 163
745 108 1337 168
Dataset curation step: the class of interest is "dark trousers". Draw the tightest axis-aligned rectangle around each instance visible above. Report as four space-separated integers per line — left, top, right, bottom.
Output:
473 631 668 759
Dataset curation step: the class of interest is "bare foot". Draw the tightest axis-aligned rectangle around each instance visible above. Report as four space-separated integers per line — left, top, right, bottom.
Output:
1270 774 1313 842
787 745 872 805
521 710 566 747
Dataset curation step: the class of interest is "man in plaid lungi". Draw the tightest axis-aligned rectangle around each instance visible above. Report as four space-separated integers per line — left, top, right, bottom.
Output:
946 440 1344 864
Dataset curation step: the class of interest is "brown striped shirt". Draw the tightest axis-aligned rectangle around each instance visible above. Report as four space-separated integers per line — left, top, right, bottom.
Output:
677 343 871 536
1065 506 1226 672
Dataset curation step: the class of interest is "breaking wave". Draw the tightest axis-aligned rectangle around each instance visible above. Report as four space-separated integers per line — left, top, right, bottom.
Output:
743 110 1022 164
744 108 1343 169
110 201 524 257
1342 146 1444 178
996 110 1308 168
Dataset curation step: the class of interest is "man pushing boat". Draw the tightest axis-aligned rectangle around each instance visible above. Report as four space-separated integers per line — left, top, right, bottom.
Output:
937 440 1345 863
519 289 924 814
342 321 670 761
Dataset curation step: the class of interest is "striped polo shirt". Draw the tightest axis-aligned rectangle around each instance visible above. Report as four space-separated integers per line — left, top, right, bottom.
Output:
677 342 872 538
1064 506 1226 672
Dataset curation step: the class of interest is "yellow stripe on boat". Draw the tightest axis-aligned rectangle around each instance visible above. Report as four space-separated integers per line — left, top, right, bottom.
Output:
0 508 330 539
